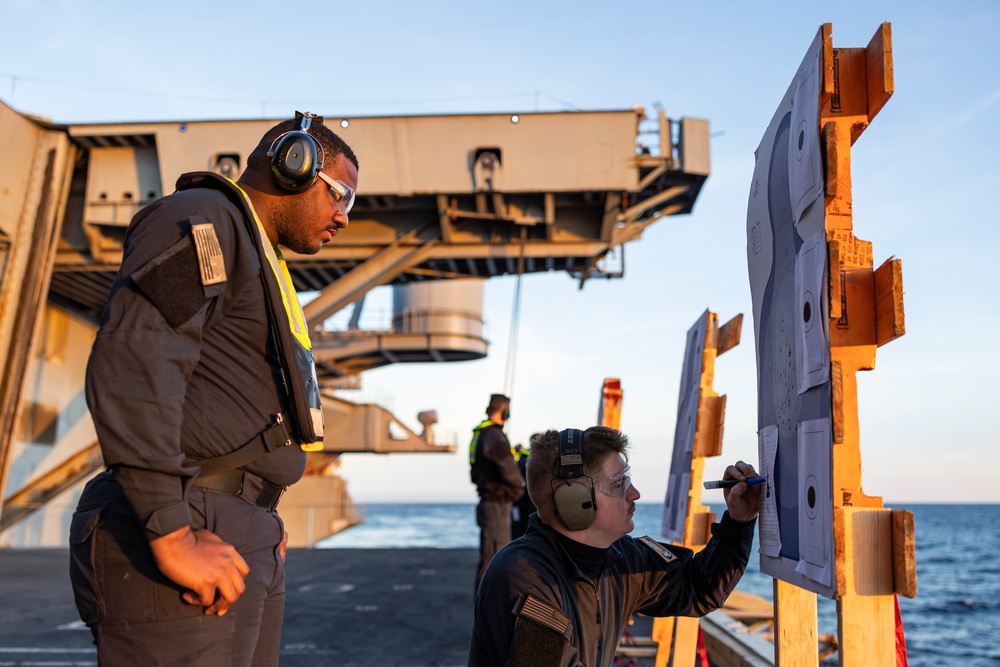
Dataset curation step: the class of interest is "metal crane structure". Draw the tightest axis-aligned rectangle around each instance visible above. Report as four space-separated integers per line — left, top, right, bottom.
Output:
0 100 711 546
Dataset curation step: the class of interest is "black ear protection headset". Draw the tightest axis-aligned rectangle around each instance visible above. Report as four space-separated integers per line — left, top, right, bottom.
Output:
267 111 325 193
552 428 597 531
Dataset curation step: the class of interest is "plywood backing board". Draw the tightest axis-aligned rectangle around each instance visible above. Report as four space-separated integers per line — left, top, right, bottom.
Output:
747 21 916 667
654 309 741 667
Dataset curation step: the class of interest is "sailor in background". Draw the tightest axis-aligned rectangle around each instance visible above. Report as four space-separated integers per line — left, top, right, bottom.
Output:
70 113 358 666
468 427 759 667
469 393 525 590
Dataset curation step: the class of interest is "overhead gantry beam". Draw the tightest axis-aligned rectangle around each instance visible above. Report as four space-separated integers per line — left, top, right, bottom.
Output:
302 225 441 326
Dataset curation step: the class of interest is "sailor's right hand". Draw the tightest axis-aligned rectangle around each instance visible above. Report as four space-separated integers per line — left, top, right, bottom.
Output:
150 526 250 616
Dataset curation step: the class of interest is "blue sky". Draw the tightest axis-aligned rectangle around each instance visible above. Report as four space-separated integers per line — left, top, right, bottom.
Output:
2 1 997 504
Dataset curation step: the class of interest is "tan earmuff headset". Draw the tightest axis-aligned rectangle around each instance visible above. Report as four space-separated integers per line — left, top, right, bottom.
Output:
552 428 597 531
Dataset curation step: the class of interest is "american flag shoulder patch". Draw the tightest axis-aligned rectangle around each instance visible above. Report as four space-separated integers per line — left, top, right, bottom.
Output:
514 595 570 636
191 221 226 286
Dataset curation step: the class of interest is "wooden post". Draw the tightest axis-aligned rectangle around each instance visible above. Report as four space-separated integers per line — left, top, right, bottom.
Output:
598 377 623 430
774 579 818 666
653 311 742 667
746 22 917 667
835 508 896 664
823 22 919 667
768 22 917 667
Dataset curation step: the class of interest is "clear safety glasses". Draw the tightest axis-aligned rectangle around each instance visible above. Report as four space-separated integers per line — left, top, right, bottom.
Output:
317 171 356 214
592 465 633 498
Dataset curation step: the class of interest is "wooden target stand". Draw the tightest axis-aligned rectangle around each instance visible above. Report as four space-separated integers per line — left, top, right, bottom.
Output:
770 23 917 666
653 310 743 667
598 377 624 430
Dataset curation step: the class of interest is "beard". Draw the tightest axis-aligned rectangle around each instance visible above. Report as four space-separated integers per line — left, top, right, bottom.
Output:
271 197 323 255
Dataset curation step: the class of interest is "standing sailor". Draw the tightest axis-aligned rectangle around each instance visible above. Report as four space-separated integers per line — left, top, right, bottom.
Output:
468 393 525 590
70 113 358 666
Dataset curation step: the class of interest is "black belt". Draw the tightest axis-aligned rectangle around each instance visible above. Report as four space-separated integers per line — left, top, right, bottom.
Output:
186 413 293 512
191 468 285 511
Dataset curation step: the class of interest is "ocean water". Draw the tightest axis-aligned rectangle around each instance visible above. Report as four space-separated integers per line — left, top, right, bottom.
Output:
320 503 1000 666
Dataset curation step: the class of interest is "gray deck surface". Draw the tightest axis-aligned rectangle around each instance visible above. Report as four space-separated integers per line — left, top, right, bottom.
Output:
0 548 660 666
0 548 479 667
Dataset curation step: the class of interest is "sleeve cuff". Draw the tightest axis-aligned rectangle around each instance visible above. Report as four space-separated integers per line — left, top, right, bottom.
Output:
715 510 757 553
144 502 194 539
114 465 193 539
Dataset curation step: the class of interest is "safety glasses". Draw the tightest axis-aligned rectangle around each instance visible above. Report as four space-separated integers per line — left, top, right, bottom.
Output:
317 171 355 214
592 465 632 498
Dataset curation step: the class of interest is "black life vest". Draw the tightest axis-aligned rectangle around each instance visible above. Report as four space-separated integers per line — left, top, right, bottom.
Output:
175 171 324 449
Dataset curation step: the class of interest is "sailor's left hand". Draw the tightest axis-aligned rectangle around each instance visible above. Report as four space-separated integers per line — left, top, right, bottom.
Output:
280 531 288 563
722 461 761 522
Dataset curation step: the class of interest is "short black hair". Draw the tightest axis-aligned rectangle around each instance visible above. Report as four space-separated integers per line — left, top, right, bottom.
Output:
486 393 510 415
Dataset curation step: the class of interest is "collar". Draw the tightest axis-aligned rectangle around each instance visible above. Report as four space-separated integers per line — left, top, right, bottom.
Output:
526 514 623 582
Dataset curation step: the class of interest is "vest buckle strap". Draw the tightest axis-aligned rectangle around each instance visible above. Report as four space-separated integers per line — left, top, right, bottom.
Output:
190 468 286 511
268 412 294 449
183 412 294 478
254 480 285 511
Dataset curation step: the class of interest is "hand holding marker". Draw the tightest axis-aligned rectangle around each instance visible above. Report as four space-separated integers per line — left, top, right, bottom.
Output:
703 477 766 490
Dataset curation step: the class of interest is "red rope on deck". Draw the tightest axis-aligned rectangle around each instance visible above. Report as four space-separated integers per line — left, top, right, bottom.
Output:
697 625 710 667
895 594 909 667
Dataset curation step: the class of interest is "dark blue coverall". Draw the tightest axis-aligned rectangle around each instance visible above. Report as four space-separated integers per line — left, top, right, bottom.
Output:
70 178 307 666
